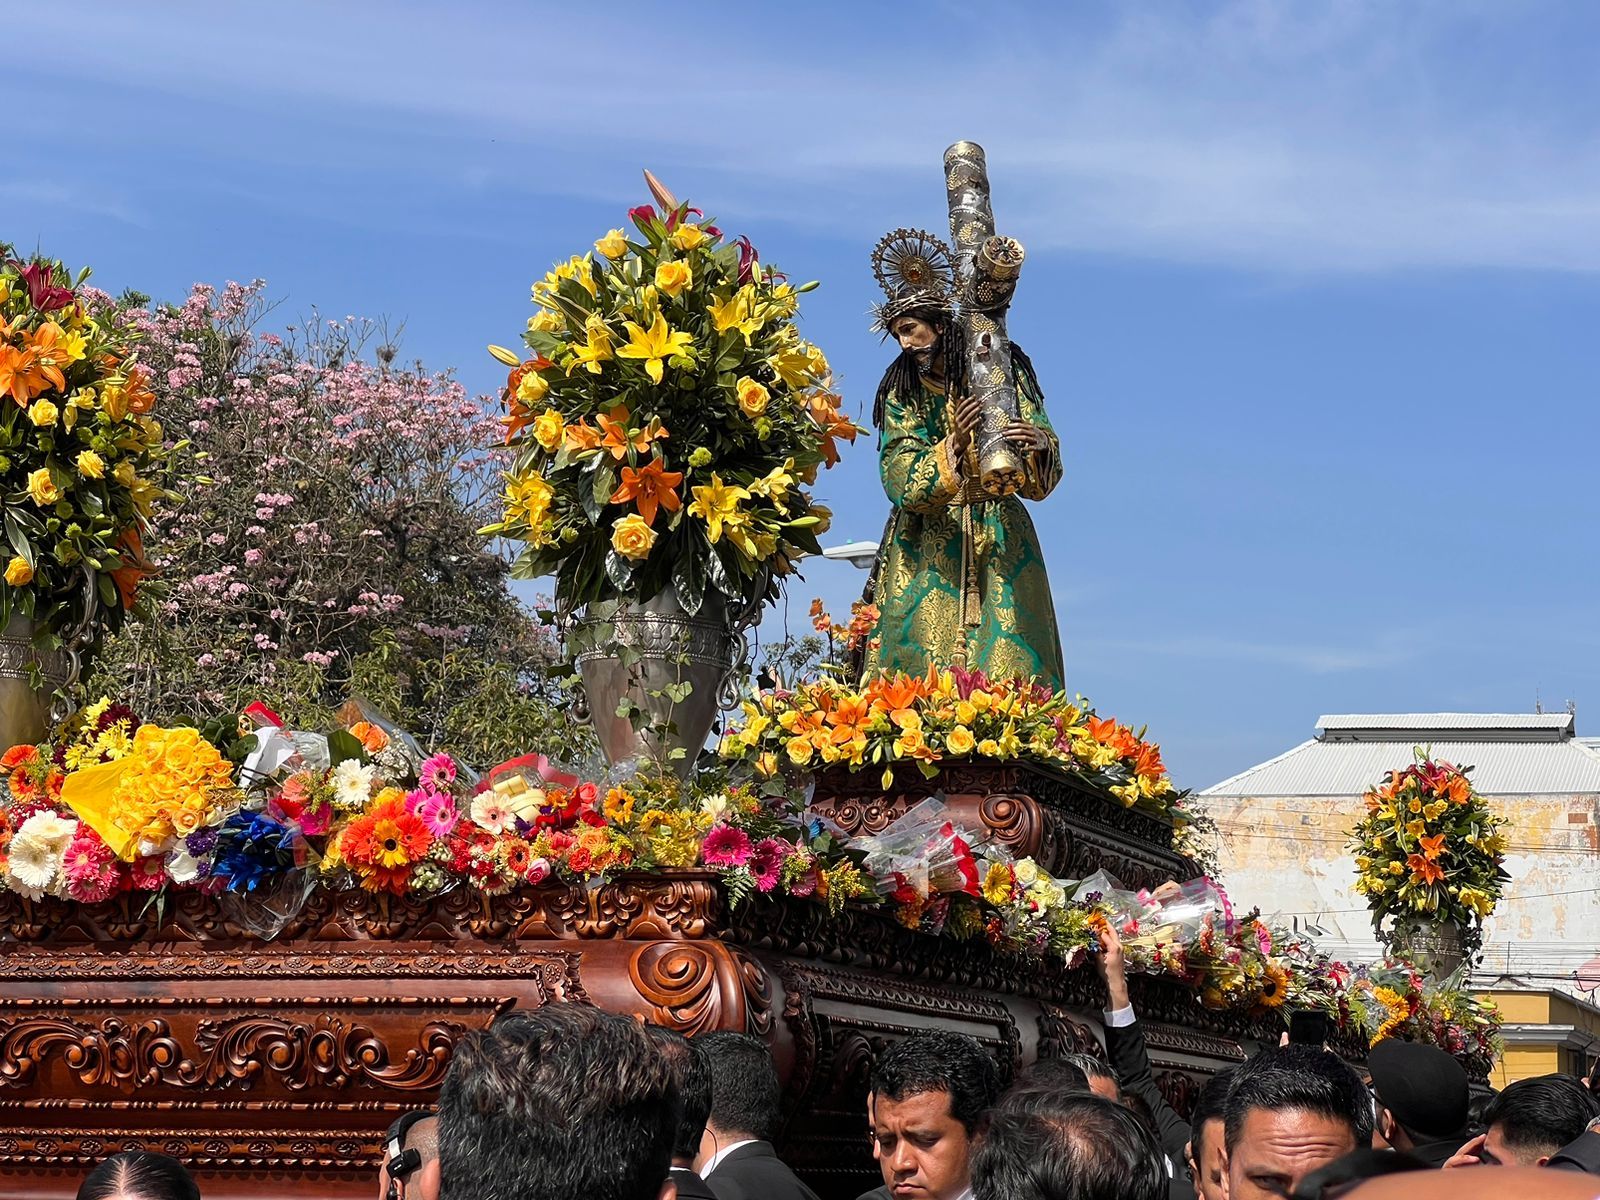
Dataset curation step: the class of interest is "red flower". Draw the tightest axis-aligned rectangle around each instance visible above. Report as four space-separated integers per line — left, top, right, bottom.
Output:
13 261 75 311
628 205 658 228
734 236 759 285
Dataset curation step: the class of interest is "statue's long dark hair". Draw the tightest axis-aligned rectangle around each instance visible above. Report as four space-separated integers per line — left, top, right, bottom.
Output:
871 316 1040 429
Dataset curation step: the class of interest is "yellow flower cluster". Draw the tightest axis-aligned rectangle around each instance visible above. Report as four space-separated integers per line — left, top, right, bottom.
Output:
107 725 238 852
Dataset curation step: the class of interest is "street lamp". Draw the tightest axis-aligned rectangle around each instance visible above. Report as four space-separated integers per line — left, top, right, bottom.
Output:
820 541 880 570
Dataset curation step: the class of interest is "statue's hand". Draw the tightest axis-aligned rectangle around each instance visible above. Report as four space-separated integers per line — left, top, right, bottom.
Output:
950 392 984 462
1003 420 1049 454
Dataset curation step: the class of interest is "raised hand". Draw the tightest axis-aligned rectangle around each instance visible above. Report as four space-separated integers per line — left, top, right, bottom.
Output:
950 391 985 461
1003 419 1049 454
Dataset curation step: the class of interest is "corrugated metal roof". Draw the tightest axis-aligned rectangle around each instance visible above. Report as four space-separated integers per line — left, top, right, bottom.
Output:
1317 712 1575 734
1204 733 1600 797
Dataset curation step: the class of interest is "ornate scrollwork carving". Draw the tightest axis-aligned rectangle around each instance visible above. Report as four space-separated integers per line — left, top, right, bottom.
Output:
0 1017 183 1089
1036 1003 1105 1061
629 941 775 1036
1155 1070 1202 1122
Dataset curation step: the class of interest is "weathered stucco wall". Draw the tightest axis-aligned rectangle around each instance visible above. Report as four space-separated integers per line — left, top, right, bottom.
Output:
1204 791 1600 992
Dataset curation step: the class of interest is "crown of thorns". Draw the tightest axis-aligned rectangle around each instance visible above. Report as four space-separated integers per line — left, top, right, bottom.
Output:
870 228 956 332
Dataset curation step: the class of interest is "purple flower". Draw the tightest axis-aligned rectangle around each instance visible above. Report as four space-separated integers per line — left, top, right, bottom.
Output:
734 236 759 285
700 824 753 868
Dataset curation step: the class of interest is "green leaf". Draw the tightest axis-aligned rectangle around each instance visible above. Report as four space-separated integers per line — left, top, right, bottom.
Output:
604 549 634 592
326 729 366 766
4 514 32 568
671 542 706 615
663 680 694 704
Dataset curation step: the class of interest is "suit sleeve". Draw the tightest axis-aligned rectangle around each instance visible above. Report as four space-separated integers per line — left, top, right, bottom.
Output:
1104 1018 1192 1164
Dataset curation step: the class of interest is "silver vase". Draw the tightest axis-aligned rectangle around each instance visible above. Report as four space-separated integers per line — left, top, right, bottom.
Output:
1397 918 1466 982
0 616 78 751
572 589 747 777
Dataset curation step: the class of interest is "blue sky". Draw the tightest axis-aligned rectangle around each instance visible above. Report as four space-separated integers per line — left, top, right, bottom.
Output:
10 1 1598 790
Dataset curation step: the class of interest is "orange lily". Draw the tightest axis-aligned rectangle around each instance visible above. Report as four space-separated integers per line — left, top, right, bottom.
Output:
1444 776 1471 805
1406 853 1444 884
1086 715 1118 743
563 421 604 453
26 324 70 394
827 694 875 745
596 405 668 462
0 344 47 406
866 674 927 726
610 458 684 526
1419 833 1448 861
109 528 153 610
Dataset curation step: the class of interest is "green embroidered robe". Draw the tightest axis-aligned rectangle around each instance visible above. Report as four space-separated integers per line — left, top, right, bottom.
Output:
862 373 1064 689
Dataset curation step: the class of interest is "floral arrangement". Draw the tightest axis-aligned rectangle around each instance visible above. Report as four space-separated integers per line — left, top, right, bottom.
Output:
480 201 857 622
1349 962 1502 1077
0 700 1500 1072
0 252 176 644
1349 753 1508 960
719 666 1182 818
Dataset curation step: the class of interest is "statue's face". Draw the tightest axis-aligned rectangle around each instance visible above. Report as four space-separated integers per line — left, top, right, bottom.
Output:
892 316 941 373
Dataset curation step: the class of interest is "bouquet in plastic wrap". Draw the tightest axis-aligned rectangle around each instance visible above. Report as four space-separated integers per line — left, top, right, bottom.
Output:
850 798 980 933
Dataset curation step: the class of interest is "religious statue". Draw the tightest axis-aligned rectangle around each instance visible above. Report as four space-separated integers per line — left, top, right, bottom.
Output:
859 143 1065 688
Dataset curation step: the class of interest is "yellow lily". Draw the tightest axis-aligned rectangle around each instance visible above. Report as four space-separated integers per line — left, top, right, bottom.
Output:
566 314 613 376
617 313 694 385
687 473 750 543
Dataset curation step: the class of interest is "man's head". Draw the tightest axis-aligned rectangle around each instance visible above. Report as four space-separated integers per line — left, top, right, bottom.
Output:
1222 1046 1364 1200
1480 1073 1600 1167
1011 1058 1092 1097
890 314 943 370
1052 1053 1119 1103
77 1152 201 1200
698 1031 783 1157
971 1098 1166 1200
1185 1067 1236 1200
1365 1040 1470 1153
436 1005 678 1200
378 1114 440 1200
646 1027 714 1169
870 1030 1003 1200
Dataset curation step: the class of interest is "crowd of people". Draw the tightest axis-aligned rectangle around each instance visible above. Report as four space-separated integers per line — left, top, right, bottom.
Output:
64 931 1600 1200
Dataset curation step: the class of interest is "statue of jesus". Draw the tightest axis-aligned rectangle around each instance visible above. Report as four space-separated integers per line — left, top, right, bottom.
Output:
859 231 1065 688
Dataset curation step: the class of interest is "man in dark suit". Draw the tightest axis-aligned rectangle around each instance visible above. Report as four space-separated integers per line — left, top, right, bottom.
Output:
647 1027 719 1200
1094 923 1194 1200
696 1032 821 1200
1367 1039 1473 1167
869 1030 1002 1200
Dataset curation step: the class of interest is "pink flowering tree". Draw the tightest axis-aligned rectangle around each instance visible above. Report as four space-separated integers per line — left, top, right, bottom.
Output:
89 280 588 768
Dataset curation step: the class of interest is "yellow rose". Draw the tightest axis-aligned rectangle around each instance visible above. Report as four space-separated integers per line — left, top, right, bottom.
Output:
734 376 769 419
76 450 106 479
532 408 565 452
670 223 708 251
595 229 629 259
4 557 33 587
610 513 658 561
171 804 206 837
946 725 976 755
28 399 58 427
786 737 814 766
26 469 60 506
655 261 693 299
113 462 136 487
954 700 977 726
978 738 1000 757
516 370 549 404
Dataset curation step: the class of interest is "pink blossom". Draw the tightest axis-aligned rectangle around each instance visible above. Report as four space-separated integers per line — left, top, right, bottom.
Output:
419 753 456 791
748 838 789 892
700 825 753 868
130 855 167 891
525 857 551 886
408 789 460 838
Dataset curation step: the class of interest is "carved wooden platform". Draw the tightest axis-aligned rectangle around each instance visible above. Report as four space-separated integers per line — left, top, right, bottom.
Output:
0 763 1262 1200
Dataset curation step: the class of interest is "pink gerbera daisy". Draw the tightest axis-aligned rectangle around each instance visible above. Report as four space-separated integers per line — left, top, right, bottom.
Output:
419 753 457 792
700 824 753 868
748 838 789 893
408 789 460 838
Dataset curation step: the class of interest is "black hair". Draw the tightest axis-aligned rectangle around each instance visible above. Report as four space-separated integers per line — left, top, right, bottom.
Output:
699 1031 782 1142
646 1026 715 1161
1481 1073 1600 1163
1223 1046 1366 1153
1188 1067 1236 1161
77 1151 201 1200
1012 1057 1092 1095
972 1098 1165 1200
870 316 1041 430
870 1030 1003 1136
437 1005 677 1200
1055 1052 1116 1087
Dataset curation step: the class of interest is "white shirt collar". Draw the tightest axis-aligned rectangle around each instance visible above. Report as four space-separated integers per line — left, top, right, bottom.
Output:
703 1139 760 1176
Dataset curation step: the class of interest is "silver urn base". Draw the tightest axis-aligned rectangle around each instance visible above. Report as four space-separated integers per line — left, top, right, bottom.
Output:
0 617 76 752
573 590 744 778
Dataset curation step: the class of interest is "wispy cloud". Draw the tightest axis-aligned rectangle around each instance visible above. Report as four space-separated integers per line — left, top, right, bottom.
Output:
15 0 1600 273
0 183 146 228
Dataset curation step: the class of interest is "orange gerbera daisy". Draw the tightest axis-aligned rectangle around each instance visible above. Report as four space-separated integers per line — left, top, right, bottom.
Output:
610 457 684 526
